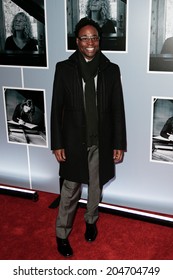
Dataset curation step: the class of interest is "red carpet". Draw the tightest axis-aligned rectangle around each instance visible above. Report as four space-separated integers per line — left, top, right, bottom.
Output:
0 190 173 260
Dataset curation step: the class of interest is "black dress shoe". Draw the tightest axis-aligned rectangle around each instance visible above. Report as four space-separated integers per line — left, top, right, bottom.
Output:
57 237 73 257
85 223 97 242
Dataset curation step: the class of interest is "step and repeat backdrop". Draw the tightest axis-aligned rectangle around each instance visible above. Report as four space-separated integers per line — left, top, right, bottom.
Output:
0 0 173 215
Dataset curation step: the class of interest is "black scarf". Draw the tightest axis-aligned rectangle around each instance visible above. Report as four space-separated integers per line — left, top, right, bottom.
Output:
79 51 100 147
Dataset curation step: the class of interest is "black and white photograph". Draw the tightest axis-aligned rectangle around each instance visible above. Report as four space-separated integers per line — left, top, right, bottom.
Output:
3 87 48 147
66 0 127 52
151 97 173 163
0 0 48 67
149 0 173 72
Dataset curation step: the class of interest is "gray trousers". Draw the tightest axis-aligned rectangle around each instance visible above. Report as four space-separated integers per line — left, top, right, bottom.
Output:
56 145 102 239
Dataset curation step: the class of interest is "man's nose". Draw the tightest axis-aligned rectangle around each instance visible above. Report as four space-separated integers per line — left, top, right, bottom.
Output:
87 38 94 44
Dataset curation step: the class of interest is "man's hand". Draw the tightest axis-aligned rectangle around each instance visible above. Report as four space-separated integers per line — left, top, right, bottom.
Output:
168 134 173 141
54 149 66 162
113 149 124 163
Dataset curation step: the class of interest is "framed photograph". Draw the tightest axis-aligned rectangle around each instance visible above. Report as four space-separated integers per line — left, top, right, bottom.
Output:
150 96 173 163
0 0 48 68
3 87 48 147
65 0 128 52
148 0 173 73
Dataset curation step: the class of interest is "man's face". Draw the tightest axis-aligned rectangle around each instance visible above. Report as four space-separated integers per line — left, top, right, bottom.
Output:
76 25 100 60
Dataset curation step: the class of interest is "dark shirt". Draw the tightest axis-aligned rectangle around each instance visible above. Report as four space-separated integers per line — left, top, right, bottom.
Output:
5 36 37 51
102 19 116 34
160 117 173 139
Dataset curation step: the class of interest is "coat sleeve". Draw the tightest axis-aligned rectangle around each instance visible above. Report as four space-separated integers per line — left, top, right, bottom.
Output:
50 62 65 150
111 65 127 150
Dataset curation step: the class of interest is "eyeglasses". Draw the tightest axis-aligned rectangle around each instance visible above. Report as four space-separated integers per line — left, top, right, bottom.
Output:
78 36 100 42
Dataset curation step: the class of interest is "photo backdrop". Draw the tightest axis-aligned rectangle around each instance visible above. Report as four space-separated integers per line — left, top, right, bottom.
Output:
0 0 173 216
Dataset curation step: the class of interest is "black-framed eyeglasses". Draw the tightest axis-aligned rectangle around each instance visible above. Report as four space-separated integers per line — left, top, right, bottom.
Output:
78 36 100 42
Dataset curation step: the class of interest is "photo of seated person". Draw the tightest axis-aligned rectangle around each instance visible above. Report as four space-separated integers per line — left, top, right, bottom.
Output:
5 12 37 52
12 99 35 125
5 90 47 147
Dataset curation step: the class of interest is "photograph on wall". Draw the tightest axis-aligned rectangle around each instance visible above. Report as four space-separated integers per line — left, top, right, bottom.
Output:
150 96 173 163
3 87 48 147
149 0 173 72
65 0 128 52
0 0 48 67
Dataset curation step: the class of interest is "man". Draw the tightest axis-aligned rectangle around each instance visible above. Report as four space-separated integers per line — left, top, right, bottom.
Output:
51 18 126 257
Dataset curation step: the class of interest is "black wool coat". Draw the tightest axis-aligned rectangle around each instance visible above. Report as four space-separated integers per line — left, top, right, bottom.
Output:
51 51 126 187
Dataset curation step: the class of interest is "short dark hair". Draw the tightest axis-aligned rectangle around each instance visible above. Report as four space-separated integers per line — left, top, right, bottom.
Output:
74 17 102 38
